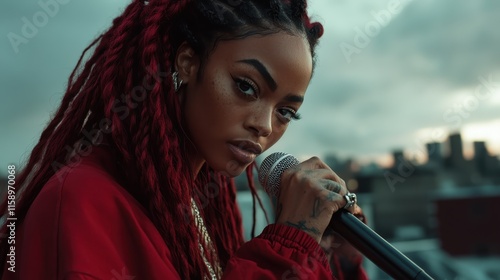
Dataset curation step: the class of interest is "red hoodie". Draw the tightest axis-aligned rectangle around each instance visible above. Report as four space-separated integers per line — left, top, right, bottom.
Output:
2 146 368 279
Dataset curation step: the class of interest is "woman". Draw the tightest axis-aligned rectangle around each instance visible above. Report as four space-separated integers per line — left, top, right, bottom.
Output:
1 0 367 279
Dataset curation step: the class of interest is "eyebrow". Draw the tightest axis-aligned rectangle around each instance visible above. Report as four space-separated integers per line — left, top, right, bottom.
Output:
237 59 277 91
284 95 304 103
237 59 304 104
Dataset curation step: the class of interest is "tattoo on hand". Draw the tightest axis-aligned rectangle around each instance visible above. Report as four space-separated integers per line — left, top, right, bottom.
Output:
324 181 341 193
312 191 340 218
326 191 337 202
285 220 321 235
311 198 320 218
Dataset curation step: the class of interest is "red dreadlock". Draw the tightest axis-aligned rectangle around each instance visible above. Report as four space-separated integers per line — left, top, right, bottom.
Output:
0 0 323 278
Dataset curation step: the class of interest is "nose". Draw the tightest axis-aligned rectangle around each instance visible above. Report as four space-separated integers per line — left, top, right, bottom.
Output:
245 107 272 137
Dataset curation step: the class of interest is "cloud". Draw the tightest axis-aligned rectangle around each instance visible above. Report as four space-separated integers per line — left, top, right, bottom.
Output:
267 0 500 163
0 0 127 172
1 0 499 173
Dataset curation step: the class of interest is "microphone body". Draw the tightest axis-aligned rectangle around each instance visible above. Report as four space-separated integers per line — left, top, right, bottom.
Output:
331 210 433 280
258 152 434 280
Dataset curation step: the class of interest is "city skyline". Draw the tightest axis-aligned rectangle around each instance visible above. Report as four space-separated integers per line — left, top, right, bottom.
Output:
1 0 500 174
279 129 500 170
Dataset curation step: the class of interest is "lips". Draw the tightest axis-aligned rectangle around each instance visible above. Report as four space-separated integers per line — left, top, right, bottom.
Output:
227 140 263 164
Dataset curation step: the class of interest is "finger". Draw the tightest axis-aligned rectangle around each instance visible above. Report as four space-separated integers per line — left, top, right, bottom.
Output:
318 179 345 195
315 180 352 215
289 163 345 188
352 204 366 223
300 156 332 170
300 157 346 187
353 204 363 216
318 188 359 217
308 178 349 200
282 168 338 188
318 187 344 207
315 180 355 215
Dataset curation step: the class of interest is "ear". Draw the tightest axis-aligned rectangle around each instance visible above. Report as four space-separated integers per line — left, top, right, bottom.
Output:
174 41 200 84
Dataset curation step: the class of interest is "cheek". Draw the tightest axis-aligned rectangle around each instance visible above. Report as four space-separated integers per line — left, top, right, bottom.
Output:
206 81 238 124
265 122 288 150
187 75 236 132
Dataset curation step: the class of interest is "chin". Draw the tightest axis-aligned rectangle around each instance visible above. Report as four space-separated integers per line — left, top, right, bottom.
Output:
210 159 250 178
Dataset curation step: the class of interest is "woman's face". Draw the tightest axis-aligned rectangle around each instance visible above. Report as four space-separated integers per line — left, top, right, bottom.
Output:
177 31 313 176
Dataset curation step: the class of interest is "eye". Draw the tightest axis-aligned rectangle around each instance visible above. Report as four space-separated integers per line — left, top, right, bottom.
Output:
277 108 302 123
234 77 258 99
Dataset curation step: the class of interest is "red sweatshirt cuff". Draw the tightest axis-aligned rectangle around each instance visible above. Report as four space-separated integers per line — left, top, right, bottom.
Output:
258 224 329 269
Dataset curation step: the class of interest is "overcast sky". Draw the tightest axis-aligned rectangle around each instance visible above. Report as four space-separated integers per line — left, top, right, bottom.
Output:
1 0 500 175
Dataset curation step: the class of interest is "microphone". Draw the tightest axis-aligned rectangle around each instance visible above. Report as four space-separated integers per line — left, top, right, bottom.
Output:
258 152 434 280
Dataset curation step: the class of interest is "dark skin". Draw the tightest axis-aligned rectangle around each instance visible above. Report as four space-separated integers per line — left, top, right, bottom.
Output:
174 31 359 248
175 32 311 177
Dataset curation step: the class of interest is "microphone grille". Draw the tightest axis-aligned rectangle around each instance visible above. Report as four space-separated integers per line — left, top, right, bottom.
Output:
258 152 299 198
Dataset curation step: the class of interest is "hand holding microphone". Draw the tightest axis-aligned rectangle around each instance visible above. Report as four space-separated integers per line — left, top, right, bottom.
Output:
258 152 358 243
258 152 434 280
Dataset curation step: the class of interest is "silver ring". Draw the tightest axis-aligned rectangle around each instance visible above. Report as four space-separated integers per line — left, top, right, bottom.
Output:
343 192 357 209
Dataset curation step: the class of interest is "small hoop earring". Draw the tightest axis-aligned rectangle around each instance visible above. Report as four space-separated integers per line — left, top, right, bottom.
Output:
172 71 183 92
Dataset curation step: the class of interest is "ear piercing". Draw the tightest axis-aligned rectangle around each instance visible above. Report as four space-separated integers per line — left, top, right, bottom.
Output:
172 71 183 92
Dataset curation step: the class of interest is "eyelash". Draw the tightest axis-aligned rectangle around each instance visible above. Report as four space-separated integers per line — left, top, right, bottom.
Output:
278 108 302 123
233 76 302 123
234 77 259 98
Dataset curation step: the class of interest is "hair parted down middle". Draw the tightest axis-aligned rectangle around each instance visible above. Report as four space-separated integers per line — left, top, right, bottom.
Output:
0 0 323 278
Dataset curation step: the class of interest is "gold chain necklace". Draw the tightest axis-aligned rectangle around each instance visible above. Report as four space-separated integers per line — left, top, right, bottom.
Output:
191 198 222 280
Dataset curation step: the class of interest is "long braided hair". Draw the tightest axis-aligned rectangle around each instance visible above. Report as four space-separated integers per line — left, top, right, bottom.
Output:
0 0 323 278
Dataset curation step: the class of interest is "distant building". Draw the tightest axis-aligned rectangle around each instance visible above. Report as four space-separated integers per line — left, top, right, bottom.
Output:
435 189 500 256
348 131 500 252
368 167 441 240
392 150 405 169
426 142 443 166
447 133 465 169
356 150 442 240
473 141 489 176
442 132 481 186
